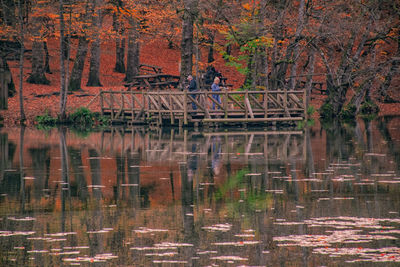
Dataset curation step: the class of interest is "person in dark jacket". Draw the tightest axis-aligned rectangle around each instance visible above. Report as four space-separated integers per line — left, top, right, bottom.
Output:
187 75 198 110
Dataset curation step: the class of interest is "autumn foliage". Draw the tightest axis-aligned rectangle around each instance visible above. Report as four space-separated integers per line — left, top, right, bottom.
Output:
0 0 399 126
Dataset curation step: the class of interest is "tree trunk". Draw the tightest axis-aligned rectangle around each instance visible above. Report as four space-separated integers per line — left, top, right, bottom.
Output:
269 0 289 90
18 0 25 122
207 33 215 63
27 40 50 84
59 0 67 120
43 41 51 73
304 48 316 110
115 37 125 73
179 0 197 88
86 0 102 87
288 0 306 91
69 36 89 91
113 13 125 73
377 30 400 103
125 19 139 83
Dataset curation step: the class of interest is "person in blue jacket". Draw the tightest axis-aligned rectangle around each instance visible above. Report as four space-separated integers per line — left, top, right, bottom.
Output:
211 77 221 110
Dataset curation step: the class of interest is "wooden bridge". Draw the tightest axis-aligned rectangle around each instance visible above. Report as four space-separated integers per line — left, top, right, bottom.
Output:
93 88 306 126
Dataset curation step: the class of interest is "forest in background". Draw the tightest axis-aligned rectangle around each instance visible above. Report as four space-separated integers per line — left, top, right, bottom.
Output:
0 0 399 125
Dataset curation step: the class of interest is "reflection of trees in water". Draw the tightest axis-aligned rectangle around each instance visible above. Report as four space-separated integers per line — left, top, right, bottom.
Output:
68 147 88 201
378 117 400 173
0 132 18 195
28 146 50 201
180 156 197 265
87 148 104 257
126 148 142 209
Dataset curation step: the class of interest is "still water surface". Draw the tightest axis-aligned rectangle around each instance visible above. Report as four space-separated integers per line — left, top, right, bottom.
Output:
0 118 400 266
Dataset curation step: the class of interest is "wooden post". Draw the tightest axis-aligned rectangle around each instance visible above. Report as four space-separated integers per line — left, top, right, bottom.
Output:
158 92 162 126
264 90 268 118
244 91 254 119
169 94 174 125
110 93 114 120
100 91 104 116
245 91 248 119
131 91 135 123
121 93 125 120
183 90 188 125
224 87 228 119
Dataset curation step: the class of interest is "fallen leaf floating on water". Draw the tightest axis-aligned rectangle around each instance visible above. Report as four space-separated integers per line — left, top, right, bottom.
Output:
314 247 400 263
245 173 262 176
153 260 188 264
49 251 80 256
234 234 256 238
28 250 49 254
202 223 232 232
274 230 397 247
63 253 118 263
154 242 193 247
196 250 218 255
134 227 169 234
364 153 386 157
274 221 305 226
210 255 248 261
86 228 113 234
0 231 35 237
212 241 261 246
7 216 36 221
145 252 177 257
369 230 400 234
45 232 77 237
130 246 178 251
371 173 395 177
87 185 105 188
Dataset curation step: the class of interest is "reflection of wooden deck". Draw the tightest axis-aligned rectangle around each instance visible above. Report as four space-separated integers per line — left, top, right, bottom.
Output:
94 89 306 126
98 127 305 163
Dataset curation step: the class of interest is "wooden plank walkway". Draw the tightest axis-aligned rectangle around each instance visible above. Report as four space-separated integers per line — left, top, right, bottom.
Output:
94 89 306 126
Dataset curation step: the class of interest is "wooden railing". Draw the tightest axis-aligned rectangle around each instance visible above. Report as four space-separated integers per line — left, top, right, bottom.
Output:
99 89 306 125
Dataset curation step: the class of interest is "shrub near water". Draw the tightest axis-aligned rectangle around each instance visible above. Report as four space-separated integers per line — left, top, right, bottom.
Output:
35 107 109 127
68 107 94 126
68 107 110 127
36 111 57 126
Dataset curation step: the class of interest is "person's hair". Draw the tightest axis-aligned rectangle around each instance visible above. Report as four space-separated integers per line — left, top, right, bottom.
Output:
214 77 220 83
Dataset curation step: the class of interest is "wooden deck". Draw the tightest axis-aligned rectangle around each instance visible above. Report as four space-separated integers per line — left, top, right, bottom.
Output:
98 127 305 163
94 88 306 126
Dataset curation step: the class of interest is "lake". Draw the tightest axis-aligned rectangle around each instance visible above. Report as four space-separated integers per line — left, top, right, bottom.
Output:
0 118 399 266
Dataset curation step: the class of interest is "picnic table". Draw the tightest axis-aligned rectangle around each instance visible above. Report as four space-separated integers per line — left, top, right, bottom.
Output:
125 74 180 91
139 63 163 74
